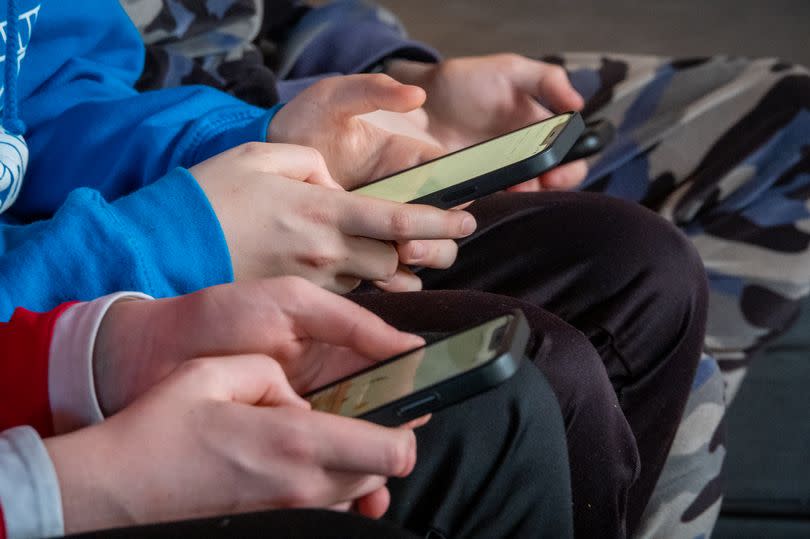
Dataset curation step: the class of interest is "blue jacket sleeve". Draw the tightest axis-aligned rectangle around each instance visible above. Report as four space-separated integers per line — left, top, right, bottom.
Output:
12 0 279 219
0 168 233 321
276 1 440 92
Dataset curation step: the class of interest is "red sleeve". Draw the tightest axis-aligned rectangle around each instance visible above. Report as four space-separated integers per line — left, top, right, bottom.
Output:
0 303 77 438
0 502 6 539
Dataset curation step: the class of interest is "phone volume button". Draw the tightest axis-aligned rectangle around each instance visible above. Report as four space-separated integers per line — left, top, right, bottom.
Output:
396 392 441 417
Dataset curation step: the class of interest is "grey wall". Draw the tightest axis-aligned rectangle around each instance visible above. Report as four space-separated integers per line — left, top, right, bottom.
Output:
376 0 810 66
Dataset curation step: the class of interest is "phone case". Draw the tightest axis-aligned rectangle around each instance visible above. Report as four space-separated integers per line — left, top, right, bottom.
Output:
407 112 585 209
358 310 531 427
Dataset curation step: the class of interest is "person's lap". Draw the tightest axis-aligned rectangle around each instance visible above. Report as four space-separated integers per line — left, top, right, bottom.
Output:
352 189 707 537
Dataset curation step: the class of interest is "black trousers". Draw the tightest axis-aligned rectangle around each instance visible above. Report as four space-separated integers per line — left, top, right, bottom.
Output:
68 363 573 539
352 191 708 538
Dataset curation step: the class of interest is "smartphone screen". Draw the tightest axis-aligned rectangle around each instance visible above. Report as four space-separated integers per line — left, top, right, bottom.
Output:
353 113 573 203
307 314 513 417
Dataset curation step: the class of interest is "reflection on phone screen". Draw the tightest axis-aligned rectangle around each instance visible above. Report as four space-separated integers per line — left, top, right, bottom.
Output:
307 315 512 417
353 114 572 203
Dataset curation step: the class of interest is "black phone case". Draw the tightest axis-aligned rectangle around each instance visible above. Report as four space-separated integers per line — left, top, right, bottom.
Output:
363 112 584 210
306 310 530 427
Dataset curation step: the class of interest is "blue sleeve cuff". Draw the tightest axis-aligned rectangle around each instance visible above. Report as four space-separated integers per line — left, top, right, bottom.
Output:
111 167 234 297
185 103 285 166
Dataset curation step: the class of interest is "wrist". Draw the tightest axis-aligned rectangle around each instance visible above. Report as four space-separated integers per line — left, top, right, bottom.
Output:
93 297 166 416
44 426 124 535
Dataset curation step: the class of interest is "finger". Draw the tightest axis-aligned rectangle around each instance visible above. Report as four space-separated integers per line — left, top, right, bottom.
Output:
400 414 431 430
304 470 388 510
304 411 418 477
504 55 584 112
371 133 446 180
330 501 352 512
327 275 363 295
354 487 390 520
539 159 589 190
236 142 342 189
339 236 399 282
278 277 424 360
177 355 310 408
397 239 458 269
373 265 423 293
331 74 426 119
338 196 477 241
506 178 543 193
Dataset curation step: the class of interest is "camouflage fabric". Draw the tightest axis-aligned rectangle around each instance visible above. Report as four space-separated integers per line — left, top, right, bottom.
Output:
120 0 299 106
558 54 810 397
557 52 810 538
120 3 810 537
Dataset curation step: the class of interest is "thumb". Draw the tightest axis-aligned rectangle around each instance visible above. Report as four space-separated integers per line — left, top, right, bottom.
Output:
180 355 310 409
331 74 426 119
238 142 343 190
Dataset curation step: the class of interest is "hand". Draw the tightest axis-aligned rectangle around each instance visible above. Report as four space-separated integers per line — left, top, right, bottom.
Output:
191 142 476 291
268 74 449 189
386 54 589 191
94 277 426 415
46 354 418 534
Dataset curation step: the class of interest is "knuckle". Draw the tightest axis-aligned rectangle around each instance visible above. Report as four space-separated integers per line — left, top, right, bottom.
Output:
384 434 413 477
177 357 221 386
301 204 335 226
546 64 567 81
277 427 318 464
298 242 344 270
381 250 399 281
388 207 414 238
239 141 269 157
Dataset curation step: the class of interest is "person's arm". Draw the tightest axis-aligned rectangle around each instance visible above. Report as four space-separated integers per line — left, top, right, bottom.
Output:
123 0 440 104
0 167 233 320
13 0 281 218
273 0 440 101
0 300 90 539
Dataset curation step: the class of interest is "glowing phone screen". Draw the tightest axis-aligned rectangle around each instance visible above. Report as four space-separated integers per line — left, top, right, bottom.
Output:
353 113 573 203
307 315 512 417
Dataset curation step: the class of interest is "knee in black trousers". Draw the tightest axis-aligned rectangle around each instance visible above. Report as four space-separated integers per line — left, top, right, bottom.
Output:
420 191 709 535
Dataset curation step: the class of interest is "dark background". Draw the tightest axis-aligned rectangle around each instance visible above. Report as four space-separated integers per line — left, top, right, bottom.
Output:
376 0 810 66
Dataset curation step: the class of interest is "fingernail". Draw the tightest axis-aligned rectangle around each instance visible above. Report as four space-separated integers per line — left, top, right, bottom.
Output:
461 216 477 236
409 241 426 260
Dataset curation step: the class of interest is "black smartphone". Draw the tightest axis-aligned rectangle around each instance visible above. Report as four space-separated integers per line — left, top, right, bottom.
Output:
305 310 530 427
352 112 585 209
560 119 615 164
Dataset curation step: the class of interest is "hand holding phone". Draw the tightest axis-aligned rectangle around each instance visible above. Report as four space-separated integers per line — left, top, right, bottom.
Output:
352 112 584 209
306 310 530 426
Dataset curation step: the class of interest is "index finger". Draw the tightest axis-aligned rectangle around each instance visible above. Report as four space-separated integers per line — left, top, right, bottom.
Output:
337 194 477 241
280 278 424 360
506 56 584 112
303 410 418 478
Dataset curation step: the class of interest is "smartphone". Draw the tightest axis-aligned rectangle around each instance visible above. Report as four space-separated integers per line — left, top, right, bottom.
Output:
560 119 615 164
305 310 530 427
352 112 585 209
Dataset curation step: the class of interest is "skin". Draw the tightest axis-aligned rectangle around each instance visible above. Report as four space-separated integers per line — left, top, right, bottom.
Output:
190 142 476 293
384 54 589 192
47 278 432 534
268 57 588 194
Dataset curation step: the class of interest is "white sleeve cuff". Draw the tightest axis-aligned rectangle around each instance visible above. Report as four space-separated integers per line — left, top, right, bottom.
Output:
48 292 153 435
0 426 63 539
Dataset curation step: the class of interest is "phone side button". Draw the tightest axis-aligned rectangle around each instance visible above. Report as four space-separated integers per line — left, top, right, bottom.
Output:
396 392 441 417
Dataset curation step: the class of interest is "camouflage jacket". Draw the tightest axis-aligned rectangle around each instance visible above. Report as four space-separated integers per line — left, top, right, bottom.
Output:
120 0 439 107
